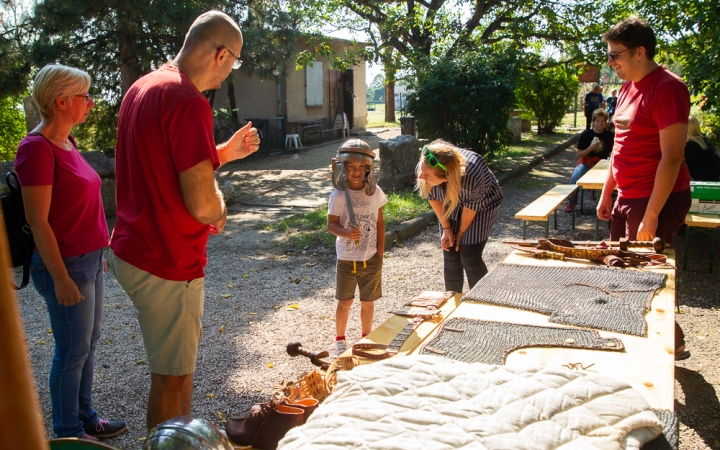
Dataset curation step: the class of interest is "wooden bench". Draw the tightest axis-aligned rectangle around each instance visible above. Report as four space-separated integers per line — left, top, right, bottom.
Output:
683 213 720 273
306 117 344 144
515 184 580 239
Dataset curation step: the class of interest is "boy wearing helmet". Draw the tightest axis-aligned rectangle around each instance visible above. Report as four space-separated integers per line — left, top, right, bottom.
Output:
327 139 387 357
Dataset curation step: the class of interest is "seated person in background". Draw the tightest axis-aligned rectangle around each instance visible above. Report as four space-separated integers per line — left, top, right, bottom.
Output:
565 109 614 212
684 115 720 181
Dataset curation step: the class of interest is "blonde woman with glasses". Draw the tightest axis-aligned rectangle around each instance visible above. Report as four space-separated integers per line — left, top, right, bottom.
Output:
416 140 503 292
14 64 126 441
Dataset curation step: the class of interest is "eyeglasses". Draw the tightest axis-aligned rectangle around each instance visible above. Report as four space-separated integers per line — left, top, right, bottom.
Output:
75 93 92 104
421 146 447 172
220 47 243 69
607 47 633 61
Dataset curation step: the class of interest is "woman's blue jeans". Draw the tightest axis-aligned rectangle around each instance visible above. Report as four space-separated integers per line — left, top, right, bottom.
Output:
568 163 591 204
31 249 104 438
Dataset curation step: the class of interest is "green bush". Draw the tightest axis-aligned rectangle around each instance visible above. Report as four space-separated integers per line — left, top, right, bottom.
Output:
0 94 27 162
405 50 519 156
517 64 578 134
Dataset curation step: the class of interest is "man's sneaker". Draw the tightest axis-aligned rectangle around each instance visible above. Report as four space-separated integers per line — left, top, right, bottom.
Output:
84 418 127 439
79 434 99 441
564 203 574 213
335 339 347 358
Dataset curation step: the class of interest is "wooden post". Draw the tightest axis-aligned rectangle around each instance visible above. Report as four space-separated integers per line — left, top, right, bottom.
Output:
0 202 47 449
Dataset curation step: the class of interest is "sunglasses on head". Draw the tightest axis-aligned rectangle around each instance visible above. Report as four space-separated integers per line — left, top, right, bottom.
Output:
421 146 447 172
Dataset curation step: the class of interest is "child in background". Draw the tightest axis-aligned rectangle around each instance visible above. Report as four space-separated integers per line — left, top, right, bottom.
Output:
327 139 387 357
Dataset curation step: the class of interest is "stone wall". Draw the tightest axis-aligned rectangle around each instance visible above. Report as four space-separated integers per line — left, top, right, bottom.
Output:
377 135 424 191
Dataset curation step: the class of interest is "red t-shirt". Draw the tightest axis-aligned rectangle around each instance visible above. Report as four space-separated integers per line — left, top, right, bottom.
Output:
15 135 109 257
611 66 691 199
110 65 219 281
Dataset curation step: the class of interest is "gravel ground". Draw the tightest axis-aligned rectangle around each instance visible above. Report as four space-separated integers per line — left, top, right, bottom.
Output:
15 130 720 449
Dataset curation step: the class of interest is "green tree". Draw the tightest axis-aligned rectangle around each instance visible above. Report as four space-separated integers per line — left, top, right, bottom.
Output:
0 1 32 98
23 0 301 152
636 0 719 113
405 49 519 155
518 63 579 134
0 93 26 161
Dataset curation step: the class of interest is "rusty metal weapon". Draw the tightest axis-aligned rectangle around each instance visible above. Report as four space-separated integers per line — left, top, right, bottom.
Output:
503 237 666 253
509 238 670 267
286 342 333 367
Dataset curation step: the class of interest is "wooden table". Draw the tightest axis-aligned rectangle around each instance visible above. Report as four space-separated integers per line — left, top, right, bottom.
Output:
576 159 612 239
683 213 720 273
356 250 677 410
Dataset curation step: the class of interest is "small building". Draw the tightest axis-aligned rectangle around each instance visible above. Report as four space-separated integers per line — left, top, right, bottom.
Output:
211 35 367 150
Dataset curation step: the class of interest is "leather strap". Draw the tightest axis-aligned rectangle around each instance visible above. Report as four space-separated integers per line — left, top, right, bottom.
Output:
352 317 425 360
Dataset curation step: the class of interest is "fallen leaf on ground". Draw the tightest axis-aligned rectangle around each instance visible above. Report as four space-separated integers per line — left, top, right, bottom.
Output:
221 294 231 298
227 283 233 288
268 363 274 368
135 358 147 365
219 325 226 333
286 304 299 310
207 393 215 399
243 274 249 278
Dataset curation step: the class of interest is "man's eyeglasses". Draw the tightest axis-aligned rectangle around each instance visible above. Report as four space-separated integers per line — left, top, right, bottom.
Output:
220 47 243 69
421 146 447 172
607 47 633 61
75 93 92 104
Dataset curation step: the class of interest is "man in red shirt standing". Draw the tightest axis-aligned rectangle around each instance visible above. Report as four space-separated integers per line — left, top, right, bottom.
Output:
109 11 260 430
597 17 691 360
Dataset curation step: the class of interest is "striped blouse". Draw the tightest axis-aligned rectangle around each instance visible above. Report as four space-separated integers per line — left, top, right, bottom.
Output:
428 148 503 244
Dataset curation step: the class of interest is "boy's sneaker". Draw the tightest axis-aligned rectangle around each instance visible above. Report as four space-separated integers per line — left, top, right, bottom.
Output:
84 418 127 439
335 339 347 358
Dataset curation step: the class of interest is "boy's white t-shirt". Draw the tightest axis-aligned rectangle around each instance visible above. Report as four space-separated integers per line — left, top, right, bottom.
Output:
328 186 388 261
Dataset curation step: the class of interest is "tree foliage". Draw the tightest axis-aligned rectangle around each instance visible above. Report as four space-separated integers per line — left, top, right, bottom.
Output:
0 93 26 161
300 0 623 69
12 0 301 152
517 63 578 134
0 1 32 98
635 0 720 113
405 49 519 155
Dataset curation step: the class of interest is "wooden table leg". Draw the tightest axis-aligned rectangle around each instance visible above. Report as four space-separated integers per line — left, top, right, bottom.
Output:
683 224 690 271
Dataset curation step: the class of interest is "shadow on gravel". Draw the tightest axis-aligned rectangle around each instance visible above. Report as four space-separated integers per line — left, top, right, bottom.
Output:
675 367 720 449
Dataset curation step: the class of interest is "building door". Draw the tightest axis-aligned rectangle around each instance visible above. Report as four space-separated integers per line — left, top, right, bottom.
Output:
328 69 343 121
343 69 354 129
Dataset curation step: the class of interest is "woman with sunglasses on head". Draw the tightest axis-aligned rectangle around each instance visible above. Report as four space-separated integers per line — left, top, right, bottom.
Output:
416 140 503 292
14 64 126 441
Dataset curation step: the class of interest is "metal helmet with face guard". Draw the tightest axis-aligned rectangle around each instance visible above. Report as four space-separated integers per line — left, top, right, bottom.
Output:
331 139 377 195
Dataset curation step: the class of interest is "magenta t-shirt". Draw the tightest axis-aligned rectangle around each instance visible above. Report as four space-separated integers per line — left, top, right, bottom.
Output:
612 66 691 199
110 65 219 281
14 135 109 257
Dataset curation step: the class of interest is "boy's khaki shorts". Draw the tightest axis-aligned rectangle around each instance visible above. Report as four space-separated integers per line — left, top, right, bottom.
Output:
336 253 382 301
109 250 204 376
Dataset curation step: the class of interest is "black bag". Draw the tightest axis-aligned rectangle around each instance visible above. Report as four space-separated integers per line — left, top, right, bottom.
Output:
1 171 34 289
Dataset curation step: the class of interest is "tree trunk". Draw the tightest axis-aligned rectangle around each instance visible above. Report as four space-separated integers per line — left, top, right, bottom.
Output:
384 80 395 123
226 72 241 129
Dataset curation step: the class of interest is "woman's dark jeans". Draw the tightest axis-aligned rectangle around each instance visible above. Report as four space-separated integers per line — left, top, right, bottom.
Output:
443 241 488 292
31 249 104 438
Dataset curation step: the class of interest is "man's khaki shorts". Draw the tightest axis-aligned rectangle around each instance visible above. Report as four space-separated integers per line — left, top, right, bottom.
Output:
109 250 204 376
336 253 382 301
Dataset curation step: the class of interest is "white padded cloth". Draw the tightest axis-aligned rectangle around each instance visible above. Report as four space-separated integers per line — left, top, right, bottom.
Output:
278 355 663 450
